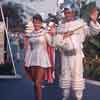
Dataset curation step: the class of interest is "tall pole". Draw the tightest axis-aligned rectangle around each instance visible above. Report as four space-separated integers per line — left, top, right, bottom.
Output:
0 6 17 75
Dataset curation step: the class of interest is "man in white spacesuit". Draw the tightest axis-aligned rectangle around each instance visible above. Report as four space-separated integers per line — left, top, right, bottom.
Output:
53 3 100 100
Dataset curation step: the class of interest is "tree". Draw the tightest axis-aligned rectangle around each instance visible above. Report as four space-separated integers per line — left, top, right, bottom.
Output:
80 1 96 21
0 2 25 32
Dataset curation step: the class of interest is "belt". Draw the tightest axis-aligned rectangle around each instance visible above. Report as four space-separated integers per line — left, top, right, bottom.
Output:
63 49 76 56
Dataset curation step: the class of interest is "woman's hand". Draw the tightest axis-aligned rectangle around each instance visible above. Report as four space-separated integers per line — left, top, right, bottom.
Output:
48 26 56 35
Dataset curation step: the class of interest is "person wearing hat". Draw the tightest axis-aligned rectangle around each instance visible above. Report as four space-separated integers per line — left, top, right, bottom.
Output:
53 2 100 100
56 3 85 100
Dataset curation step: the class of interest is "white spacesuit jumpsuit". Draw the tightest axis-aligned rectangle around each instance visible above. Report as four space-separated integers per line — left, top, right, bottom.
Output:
53 18 100 100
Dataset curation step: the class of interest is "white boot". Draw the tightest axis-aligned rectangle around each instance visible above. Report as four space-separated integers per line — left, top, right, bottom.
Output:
62 88 70 100
75 90 83 100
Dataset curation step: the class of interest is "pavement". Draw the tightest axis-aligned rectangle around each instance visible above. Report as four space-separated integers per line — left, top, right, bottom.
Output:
0 46 100 100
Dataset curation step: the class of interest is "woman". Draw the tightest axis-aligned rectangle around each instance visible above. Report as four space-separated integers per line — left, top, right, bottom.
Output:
24 14 53 100
44 21 57 84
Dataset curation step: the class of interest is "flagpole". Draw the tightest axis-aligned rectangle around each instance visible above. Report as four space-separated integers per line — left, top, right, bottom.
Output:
0 6 17 75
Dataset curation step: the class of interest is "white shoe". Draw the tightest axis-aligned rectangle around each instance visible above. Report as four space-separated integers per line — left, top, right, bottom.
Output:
77 98 82 100
41 85 45 88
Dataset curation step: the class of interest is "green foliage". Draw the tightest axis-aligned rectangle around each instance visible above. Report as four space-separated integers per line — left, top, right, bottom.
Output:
84 57 100 81
0 2 25 32
83 35 100 81
80 1 96 22
0 63 14 75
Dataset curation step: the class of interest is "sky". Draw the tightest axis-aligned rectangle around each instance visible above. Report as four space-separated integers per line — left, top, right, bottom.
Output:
0 0 100 21
1 0 58 15
1 0 100 12
96 0 100 8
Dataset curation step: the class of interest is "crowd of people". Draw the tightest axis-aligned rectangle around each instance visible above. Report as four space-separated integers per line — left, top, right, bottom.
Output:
6 2 100 100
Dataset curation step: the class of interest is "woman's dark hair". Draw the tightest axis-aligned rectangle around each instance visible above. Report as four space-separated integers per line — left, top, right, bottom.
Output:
32 14 43 22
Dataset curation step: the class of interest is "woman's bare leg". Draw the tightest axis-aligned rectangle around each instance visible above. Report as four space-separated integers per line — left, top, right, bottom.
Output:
32 67 45 100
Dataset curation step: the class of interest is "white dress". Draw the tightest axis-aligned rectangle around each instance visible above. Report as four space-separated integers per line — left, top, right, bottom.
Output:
24 29 52 68
54 19 100 90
